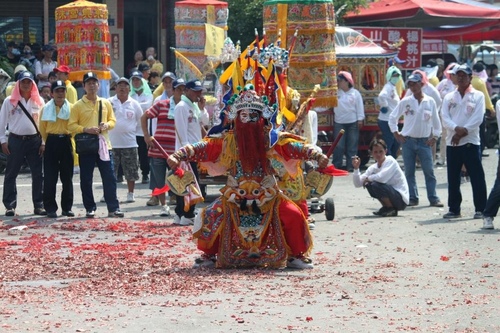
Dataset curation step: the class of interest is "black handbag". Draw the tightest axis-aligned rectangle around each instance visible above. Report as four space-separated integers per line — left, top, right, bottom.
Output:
74 101 102 155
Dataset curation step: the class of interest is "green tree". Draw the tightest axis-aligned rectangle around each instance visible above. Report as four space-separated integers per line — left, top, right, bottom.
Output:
227 0 367 49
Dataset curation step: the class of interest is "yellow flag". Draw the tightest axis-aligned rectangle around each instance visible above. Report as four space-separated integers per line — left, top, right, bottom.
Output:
174 49 203 81
205 24 225 57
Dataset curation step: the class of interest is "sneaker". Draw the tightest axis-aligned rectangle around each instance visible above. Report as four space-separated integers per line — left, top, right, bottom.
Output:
193 255 216 268
73 166 80 174
173 215 181 225
142 175 149 184
100 196 106 203
46 212 58 218
61 210 75 217
126 192 135 203
307 217 315 230
473 212 484 219
408 199 419 207
179 216 194 226
146 196 159 206
5 208 15 217
86 210 95 218
482 217 494 229
34 208 47 216
443 211 461 219
108 210 125 218
430 200 444 207
380 208 397 217
287 256 314 269
159 205 170 217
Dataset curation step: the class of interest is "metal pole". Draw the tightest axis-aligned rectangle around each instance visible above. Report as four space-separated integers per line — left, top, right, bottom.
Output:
44 0 49 44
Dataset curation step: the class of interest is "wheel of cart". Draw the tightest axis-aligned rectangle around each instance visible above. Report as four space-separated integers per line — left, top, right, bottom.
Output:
324 197 335 220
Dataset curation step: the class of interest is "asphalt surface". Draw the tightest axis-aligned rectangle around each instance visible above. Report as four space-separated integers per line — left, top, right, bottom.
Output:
0 150 499 333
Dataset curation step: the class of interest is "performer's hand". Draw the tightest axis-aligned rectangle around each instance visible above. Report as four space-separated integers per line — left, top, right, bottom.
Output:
352 155 360 170
318 154 329 169
167 155 180 170
1 143 10 155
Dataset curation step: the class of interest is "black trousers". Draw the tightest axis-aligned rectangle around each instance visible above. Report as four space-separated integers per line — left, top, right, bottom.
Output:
43 135 74 213
2 135 43 210
136 135 150 177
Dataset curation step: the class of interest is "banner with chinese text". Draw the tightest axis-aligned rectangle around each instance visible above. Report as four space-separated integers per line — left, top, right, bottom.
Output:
352 27 422 69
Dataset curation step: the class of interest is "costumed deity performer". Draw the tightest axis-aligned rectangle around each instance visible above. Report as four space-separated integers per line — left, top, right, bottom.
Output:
167 83 330 270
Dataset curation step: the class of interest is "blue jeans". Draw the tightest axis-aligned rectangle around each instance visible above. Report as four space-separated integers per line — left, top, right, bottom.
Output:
332 121 359 170
446 144 487 214
378 119 400 159
78 151 120 212
150 157 168 189
402 137 439 203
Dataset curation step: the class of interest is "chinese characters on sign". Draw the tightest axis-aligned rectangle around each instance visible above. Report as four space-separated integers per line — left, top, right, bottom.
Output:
353 27 423 69
423 39 448 53
112 34 119 60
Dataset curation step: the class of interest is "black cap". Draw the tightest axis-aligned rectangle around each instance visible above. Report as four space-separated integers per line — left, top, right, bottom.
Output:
173 78 186 89
18 71 35 82
407 73 422 83
138 63 150 72
115 77 130 85
162 71 176 81
185 79 203 91
83 71 99 83
453 64 472 75
51 80 66 92
42 44 54 52
130 70 143 79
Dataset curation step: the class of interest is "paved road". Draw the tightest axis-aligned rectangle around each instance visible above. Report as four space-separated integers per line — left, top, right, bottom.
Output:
0 151 499 333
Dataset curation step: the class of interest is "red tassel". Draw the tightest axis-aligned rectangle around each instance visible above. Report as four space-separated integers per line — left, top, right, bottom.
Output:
174 168 185 178
152 185 170 196
321 165 349 177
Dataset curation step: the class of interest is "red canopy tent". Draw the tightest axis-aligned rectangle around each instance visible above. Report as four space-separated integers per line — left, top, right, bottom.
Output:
344 0 500 27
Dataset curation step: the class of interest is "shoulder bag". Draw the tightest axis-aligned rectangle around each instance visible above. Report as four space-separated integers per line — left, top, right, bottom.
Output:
74 101 102 155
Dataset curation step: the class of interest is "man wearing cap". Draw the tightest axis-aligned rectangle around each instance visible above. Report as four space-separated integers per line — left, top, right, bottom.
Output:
153 71 176 101
389 56 406 97
108 77 143 203
390 72 443 208
129 70 154 185
171 79 209 225
137 63 151 82
0 41 20 78
53 65 77 104
141 78 186 216
39 80 74 218
332 70 364 171
68 71 124 218
441 64 487 220
34 45 57 90
0 71 46 216
378 66 403 158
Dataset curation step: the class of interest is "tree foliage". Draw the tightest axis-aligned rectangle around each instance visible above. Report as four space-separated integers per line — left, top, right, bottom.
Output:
226 0 368 49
